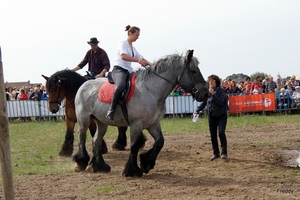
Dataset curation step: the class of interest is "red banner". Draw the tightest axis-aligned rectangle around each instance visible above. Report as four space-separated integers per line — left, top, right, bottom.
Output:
228 93 276 114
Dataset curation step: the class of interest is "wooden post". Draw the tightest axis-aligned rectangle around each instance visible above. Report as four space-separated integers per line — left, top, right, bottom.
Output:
0 46 15 199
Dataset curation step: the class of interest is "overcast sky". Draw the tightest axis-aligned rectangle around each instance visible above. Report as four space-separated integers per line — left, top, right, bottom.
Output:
1 0 299 84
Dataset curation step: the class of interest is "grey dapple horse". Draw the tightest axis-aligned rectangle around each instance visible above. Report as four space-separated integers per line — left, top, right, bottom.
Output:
73 50 209 177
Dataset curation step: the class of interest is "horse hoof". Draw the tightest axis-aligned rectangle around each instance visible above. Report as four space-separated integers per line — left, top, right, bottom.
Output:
59 140 74 157
92 163 111 173
112 143 126 151
72 152 90 172
75 165 86 172
140 151 155 174
59 150 73 157
122 164 143 177
122 169 143 177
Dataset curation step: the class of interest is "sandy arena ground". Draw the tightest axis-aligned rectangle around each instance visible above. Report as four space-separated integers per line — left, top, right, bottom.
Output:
2 123 300 200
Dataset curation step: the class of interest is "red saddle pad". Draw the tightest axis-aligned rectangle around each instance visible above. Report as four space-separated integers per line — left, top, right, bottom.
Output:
98 73 136 104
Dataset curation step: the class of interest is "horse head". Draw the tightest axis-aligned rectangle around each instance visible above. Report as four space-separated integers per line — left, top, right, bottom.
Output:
176 50 209 102
42 74 67 113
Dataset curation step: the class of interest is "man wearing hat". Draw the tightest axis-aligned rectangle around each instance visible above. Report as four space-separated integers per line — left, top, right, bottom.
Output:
72 37 110 78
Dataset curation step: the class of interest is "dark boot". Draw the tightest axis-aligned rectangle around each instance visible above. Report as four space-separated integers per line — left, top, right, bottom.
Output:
106 108 115 120
106 89 123 120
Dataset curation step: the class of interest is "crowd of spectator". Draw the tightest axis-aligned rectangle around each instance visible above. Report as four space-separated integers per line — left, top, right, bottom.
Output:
170 74 300 114
5 84 48 102
221 75 300 114
5 84 51 122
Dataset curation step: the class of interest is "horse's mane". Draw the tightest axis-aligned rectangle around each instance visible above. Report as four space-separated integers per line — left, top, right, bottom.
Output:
46 69 87 93
136 53 200 81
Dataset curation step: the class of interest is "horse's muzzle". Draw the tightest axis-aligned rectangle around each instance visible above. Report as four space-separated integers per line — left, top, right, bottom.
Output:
49 106 60 114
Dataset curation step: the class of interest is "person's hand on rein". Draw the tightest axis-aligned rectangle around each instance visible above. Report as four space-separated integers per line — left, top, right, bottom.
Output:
139 59 151 67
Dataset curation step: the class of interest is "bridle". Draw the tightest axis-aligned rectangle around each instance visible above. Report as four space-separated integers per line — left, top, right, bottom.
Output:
178 62 207 99
152 61 207 99
48 84 75 109
48 79 74 109
48 84 62 106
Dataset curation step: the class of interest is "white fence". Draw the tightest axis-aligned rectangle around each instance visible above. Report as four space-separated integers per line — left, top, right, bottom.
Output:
165 95 201 114
7 100 64 118
6 96 200 118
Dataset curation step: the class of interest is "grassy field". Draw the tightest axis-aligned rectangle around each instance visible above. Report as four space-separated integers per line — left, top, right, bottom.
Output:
4 114 300 177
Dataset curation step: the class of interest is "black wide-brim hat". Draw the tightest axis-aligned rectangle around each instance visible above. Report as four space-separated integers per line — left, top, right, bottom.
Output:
87 37 99 45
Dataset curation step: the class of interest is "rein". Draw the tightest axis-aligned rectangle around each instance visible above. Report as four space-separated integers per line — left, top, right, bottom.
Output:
61 99 74 108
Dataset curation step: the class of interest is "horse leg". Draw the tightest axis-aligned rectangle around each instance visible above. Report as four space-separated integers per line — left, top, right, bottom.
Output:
140 123 164 174
113 127 147 151
112 126 127 150
123 128 144 177
73 120 90 172
137 131 147 149
89 120 108 154
59 118 75 157
90 121 111 173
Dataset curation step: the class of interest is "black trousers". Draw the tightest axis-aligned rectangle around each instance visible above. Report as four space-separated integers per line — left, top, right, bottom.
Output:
208 114 227 156
110 66 129 109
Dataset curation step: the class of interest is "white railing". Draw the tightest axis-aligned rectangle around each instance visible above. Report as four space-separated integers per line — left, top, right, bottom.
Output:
6 96 200 118
7 100 64 118
165 95 201 114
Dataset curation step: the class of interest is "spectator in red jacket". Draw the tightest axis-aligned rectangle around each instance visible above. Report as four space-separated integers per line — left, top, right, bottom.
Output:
17 88 28 100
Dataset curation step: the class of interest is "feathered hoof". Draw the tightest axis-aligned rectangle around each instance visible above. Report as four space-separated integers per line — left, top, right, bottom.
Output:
140 152 155 174
92 162 111 173
59 143 73 157
112 142 126 151
122 162 143 177
59 149 73 157
122 168 143 177
75 165 86 172
72 153 90 172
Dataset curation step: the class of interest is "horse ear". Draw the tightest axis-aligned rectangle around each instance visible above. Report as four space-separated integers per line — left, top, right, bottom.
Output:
55 76 67 85
185 49 194 64
42 75 49 81
54 76 62 86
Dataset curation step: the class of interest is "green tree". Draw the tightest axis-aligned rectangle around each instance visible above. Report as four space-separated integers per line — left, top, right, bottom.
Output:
226 73 249 81
250 72 269 81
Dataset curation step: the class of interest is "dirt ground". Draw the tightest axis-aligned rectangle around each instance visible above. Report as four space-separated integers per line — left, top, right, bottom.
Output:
3 123 300 200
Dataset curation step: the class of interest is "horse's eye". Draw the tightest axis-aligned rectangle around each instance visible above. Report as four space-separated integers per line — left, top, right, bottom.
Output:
190 70 197 74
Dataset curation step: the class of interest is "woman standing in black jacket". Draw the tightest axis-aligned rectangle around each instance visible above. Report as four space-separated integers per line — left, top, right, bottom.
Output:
194 75 228 161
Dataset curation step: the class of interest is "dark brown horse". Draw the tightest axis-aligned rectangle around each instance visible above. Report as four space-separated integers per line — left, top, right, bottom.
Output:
42 70 146 157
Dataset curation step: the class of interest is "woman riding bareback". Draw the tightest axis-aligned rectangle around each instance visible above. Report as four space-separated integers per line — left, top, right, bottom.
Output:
106 25 151 120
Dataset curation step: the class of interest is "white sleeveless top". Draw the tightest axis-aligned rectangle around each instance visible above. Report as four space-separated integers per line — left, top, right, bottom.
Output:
114 40 143 73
